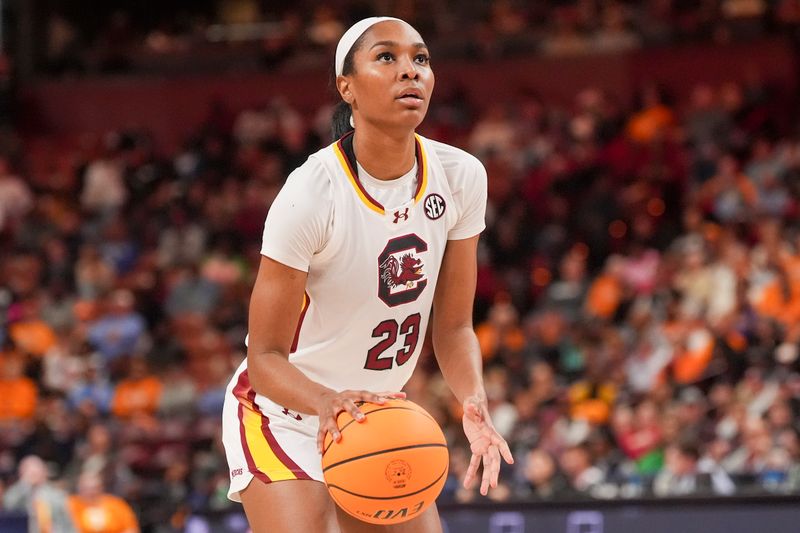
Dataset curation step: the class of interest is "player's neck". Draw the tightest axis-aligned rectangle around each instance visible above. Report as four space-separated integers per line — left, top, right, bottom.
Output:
352 127 416 181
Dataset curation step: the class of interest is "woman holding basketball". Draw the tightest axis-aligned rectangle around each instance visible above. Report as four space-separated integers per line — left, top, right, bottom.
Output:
221 16 513 532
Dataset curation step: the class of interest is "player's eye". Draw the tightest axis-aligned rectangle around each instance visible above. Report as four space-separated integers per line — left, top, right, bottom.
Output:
415 54 430 65
377 52 394 62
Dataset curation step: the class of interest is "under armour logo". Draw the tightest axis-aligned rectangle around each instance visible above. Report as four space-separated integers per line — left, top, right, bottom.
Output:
393 208 410 223
281 407 303 421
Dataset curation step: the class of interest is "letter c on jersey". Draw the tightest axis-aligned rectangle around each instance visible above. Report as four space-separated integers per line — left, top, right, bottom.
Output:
377 234 428 307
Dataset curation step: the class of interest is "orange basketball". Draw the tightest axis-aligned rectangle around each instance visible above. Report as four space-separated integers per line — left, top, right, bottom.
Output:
321 398 449 525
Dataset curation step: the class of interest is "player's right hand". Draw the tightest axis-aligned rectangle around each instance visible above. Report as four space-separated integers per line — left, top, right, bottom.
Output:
315 389 406 454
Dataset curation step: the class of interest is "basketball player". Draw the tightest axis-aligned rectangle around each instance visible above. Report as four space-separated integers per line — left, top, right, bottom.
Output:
221 16 513 532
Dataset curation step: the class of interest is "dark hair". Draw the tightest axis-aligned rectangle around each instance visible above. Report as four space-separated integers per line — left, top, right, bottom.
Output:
331 101 353 141
331 32 368 140
674 440 701 462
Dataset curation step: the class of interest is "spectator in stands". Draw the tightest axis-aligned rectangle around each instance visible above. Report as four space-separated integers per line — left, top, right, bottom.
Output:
86 289 147 376
8 298 58 359
723 415 775 476
613 401 664 477
593 2 642 53
0 350 37 423
97 216 139 276
517 447 569 500
163 263 221 319
306 5 345 49
544 247 590 322
80 138 127 222
559 444 606 497
67 424 135 500
74 245 117 301
625 317 673 394
68 470 139 533
758 447 795 493
568 356 617 427
699 154 759 223
653 440 734 496
475 297 526 363
44 14 84 75
626 83 675 144
584 255 625 321
110 356 163 420
157 363 198 417
156 206 208 270
3 455 77 533
540 7 592 56
0 157 33 235
41 331 88 395
67 358 114 417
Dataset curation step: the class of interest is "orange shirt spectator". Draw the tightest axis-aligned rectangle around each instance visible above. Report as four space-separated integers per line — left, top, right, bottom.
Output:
475 322 526 361
0 353 37 421
110 357 163 419
9 319 57 357
672 325 715 385
748 275 785 321
584 272 622 320
68 471 138 533
568 379 617 425
475 300 526 361
779 251 800 325
7 298 57 357
781 251 800 297
626 104 674 143
698 155 758 221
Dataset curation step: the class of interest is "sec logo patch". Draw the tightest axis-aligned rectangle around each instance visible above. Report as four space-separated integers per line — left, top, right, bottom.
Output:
423 193 446 220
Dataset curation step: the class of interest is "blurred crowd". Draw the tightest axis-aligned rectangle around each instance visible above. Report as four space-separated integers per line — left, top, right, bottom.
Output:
36 0 800 76
3 30 800 533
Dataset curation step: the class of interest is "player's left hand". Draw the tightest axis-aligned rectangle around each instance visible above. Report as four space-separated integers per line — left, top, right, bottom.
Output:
461 394 514 496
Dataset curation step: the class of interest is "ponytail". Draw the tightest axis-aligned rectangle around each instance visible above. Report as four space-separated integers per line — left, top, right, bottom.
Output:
331 101 354 141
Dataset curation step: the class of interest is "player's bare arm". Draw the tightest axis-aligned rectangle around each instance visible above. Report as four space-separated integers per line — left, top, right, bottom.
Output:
247 255 404 452
432 235 514 495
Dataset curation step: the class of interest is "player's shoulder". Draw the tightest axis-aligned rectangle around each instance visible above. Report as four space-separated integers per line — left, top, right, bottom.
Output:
419 135 486 184
419 135 485 177
271 151 335 218
281 149 335 197
287 149 330 185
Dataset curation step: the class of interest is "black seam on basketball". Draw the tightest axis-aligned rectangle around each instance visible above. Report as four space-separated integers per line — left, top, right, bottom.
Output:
326 465 448 500
323 443 447 472
321 405 438 457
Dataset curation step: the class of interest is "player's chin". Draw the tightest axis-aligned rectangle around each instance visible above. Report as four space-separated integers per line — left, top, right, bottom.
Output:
392 107 428 130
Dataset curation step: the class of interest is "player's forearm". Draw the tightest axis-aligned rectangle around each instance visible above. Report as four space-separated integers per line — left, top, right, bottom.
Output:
247 350 334 416
432 325 486 404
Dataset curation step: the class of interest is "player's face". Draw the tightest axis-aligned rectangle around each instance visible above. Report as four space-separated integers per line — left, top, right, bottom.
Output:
344 21 434 132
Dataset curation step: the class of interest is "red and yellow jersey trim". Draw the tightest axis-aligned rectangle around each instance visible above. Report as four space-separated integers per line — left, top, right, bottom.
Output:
333 132 428 215
290 291 310 353
412 133 428 203
333 139 384 214
232 370 312 482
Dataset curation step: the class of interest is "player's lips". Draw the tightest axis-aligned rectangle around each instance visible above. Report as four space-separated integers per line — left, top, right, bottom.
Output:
396 88 424 108
397 87 424 100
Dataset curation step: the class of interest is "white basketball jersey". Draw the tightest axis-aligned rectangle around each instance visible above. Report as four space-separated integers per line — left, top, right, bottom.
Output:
228 132 486 411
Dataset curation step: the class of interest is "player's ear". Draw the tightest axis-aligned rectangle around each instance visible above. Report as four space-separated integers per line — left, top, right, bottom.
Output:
337 75 354 104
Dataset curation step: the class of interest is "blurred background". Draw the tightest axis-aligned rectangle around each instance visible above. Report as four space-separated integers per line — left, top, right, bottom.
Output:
2 1 800 532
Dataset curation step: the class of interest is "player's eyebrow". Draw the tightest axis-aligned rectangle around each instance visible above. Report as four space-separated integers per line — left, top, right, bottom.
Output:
369 40 428 50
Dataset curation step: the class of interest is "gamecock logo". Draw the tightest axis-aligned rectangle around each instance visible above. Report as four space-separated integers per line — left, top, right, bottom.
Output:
377 234 428 307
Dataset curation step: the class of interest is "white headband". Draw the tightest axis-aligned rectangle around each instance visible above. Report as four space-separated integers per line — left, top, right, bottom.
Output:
335 17 405 76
